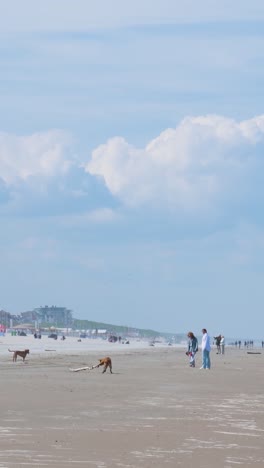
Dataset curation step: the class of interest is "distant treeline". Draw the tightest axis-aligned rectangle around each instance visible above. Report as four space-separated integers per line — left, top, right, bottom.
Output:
72 319 162 338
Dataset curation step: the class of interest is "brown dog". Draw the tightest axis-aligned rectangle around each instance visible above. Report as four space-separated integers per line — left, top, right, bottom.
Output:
95 357 112 373
8 349 30 362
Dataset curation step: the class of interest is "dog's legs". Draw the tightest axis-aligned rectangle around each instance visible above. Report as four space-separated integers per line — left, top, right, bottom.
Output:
102 362 112 373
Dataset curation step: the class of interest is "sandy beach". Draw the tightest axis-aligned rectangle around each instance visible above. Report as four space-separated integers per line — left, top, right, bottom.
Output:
0 336 264 467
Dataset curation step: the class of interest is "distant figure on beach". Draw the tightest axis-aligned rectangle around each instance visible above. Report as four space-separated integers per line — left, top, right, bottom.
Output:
214 335 221 354
187 332 198 368
200 329 211 370
220 335 225 355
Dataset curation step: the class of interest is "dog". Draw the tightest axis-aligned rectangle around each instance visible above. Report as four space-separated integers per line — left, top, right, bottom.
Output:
95 356 112 373
8 349 30 362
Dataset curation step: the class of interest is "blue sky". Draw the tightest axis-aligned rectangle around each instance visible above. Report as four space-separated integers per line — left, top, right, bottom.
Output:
1 0 264 338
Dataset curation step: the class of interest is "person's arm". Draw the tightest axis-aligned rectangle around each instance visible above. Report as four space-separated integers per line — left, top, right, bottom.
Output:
206 335 211 349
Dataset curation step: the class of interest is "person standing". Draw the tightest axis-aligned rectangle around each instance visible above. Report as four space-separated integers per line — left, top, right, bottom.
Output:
200 328 211 369
214 335 221 354
220 335 225 355
187 332 198 367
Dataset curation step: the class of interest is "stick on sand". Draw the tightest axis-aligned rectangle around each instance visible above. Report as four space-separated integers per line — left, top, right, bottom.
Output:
69 365 98 372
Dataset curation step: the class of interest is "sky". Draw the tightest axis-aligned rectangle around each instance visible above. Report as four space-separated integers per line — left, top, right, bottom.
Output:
1 0 264 338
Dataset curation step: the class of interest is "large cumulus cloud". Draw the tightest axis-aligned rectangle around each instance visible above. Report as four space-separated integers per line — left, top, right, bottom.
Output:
0 130 72 184
0 130 115 216
86 115 264 212
2 116 264 222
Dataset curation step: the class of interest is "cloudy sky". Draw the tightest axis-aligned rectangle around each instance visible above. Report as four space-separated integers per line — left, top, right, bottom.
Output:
1 0 264 338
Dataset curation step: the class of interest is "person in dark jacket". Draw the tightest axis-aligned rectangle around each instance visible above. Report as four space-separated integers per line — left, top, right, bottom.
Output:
214 335 221 354
187 332 198 367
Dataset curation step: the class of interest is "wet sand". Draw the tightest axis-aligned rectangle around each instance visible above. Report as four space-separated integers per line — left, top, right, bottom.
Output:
0 345 264 467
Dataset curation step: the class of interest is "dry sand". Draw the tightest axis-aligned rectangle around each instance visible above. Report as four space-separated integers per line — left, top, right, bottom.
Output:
0 342 264 467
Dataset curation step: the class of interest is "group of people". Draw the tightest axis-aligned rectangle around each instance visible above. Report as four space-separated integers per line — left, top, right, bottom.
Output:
187 329 211 369
34 332 42 339
214 335 225 354
234 340 255 348
242 340 254 348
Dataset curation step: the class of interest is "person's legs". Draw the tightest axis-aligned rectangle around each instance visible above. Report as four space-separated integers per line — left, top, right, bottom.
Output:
201 350 206 368
189 352 195 367
205 350 211 369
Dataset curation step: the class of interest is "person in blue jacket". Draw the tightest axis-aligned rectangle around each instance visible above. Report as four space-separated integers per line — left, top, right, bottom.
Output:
187 332 198 368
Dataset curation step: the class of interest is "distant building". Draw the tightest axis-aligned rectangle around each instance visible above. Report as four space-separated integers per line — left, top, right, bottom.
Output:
0 309 21 328
0 309 11 328
91 329 107 336
34 305 73 327
20 310 38 323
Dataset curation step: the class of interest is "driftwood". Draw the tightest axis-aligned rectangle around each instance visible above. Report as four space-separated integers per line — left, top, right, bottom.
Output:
247 352 261 355
69 365 98 372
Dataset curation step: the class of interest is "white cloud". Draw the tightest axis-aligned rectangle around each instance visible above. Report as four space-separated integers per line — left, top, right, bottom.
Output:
0 129 117 218
86 114 264 210
2 115 264 219
0 130 72 184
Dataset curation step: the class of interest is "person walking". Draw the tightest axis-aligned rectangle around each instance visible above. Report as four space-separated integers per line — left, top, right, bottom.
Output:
220 335 225 355
187 332 198 367
200 328 211 369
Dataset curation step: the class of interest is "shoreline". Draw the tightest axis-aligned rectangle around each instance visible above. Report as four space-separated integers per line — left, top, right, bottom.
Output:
0 333 185 361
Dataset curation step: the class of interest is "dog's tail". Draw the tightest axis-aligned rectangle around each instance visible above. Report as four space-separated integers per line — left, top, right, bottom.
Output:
8 349 15 352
